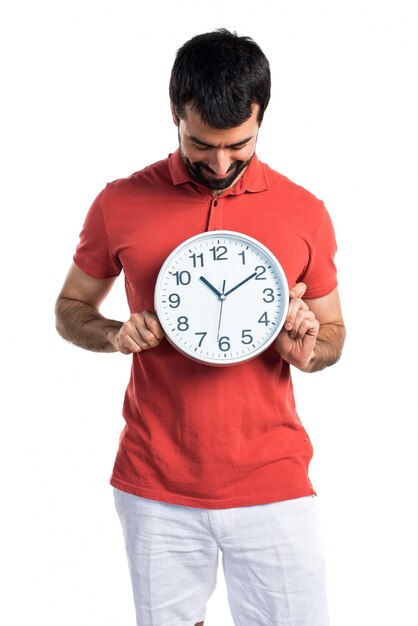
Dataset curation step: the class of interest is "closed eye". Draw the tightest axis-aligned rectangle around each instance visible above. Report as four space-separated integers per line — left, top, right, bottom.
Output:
230 143 248 151
193 143 248 151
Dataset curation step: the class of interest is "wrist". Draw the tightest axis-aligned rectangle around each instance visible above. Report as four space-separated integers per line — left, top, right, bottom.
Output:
297 349 316 372
282 348 315 372
106 324 123 352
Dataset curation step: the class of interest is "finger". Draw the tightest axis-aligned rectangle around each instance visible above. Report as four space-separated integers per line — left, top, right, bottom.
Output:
142 311 165 341
129 313 163 348
284 297 308 331
119 319 150 348
289 282 307 300
117 318 157 351
289 310 317 340
117 330 143 354
298 316 319 340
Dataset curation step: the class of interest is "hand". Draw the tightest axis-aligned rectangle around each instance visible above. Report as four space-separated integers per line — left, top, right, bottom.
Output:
216 280 226 341
108 311 165 355
224 272 257 297
199 276 224 300
274 282 319 370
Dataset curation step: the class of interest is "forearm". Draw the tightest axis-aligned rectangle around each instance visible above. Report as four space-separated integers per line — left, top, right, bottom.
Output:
55 297 123 352
301 322 346 373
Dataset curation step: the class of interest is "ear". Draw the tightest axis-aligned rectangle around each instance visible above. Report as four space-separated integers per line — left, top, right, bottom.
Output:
170 102 180 127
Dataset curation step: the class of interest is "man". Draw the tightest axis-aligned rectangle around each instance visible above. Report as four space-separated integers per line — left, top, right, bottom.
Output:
55 29 345 626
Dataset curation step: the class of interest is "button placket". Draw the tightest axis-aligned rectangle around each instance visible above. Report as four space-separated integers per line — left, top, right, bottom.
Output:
207 197 222 231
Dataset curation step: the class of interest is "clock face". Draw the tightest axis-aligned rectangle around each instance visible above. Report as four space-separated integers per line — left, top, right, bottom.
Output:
154 230 289 366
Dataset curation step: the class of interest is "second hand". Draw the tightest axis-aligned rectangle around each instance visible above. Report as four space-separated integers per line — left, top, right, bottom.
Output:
216 280 226 342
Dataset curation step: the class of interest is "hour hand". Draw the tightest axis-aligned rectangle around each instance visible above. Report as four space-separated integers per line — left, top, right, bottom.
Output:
199 276 223 299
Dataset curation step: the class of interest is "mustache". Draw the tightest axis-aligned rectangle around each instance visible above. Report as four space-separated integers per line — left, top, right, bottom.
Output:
179 145 254 190
195 161 240 175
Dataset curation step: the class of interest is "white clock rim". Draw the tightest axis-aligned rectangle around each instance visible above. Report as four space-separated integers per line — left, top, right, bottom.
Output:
154 230 289 366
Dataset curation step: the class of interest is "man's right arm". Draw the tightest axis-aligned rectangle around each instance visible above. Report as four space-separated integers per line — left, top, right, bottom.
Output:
55 263 164 354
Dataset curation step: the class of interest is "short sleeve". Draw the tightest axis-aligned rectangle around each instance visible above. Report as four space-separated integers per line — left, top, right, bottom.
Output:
301 204 338 299
73 188 122 279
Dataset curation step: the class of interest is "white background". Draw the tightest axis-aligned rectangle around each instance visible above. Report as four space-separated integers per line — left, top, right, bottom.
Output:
1 1 417 624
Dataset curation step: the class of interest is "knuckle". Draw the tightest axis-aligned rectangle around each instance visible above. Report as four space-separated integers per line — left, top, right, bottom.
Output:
146 320 158 334
142 330 155 344
143 310 156 324
129 312 145 326
123 320 136 333
119 330 130 342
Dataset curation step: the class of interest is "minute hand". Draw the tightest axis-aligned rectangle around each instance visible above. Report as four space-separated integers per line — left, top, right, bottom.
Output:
224 272 258 298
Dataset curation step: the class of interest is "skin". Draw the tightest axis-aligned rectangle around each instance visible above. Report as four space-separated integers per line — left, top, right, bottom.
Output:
55 103 346 626
55 266 344 373
173 103 259 195
56 103 345 370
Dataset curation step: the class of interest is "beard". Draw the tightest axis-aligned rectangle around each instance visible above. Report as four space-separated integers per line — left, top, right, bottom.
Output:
180 147 254 191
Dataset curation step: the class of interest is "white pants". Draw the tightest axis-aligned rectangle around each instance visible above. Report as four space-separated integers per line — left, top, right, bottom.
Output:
114 489 329 626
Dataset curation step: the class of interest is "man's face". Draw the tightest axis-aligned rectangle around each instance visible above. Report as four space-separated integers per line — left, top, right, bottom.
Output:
174 104 259 193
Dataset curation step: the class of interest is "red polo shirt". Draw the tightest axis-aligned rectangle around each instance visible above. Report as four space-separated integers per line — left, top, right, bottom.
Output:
74 149 338 508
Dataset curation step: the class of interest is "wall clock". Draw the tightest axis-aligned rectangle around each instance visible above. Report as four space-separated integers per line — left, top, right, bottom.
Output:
154 230 289 366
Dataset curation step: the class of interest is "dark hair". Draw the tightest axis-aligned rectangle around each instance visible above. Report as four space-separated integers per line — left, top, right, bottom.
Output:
169 28 271 129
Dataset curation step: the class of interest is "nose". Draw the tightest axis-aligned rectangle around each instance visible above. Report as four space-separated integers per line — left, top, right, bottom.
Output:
207 150 234 177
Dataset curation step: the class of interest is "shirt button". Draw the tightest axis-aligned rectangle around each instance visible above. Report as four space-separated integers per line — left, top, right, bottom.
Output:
214 200 218 207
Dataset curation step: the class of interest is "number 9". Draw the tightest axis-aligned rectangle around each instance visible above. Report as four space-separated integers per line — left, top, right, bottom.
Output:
169 293 180 308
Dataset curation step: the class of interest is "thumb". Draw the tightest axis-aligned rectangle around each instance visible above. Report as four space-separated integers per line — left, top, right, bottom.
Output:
289 282 307 299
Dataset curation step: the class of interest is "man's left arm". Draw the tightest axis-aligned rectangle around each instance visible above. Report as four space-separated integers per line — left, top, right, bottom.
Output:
274 283 346 373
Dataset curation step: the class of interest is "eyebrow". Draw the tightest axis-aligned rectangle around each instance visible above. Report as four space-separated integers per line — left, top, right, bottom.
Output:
188 134 254 149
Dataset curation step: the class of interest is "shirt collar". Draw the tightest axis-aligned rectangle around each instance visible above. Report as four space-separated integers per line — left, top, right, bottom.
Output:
168 148 269 195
